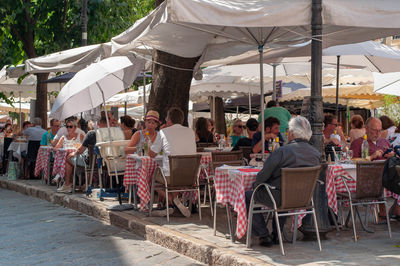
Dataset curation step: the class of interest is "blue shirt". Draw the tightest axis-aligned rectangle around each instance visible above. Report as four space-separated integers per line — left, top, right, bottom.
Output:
40 131 55 146
23 125 47 141
251 132 284 152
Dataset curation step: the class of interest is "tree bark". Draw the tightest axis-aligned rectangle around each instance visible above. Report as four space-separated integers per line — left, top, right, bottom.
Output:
35 73 49 128
149 50 198 126
209 96 226 135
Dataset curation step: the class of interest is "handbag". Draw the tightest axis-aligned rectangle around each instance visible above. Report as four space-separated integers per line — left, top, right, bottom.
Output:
382 145 400 194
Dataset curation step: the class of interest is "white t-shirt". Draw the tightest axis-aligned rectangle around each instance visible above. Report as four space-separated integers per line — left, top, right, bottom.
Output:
150 124 196 176
54 127 85 141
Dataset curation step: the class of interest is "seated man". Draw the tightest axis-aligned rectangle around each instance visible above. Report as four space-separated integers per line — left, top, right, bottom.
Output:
40 119 61 146
350 117 394 160
245 116 320 247
251 116 283 154
149 107 196 217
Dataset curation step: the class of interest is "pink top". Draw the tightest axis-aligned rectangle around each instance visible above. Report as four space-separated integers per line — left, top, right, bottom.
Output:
349 128 366 144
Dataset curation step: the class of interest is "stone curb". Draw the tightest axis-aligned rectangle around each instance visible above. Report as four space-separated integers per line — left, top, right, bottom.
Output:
0 179 270 266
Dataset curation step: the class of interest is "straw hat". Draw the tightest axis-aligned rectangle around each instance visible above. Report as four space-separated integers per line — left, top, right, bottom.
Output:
145 110 160 123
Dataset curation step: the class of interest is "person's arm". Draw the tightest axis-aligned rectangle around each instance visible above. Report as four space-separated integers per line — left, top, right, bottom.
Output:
252 133 275 153
124 131 141 154
253 149 283 187
149 133 162 158
55 136 65 149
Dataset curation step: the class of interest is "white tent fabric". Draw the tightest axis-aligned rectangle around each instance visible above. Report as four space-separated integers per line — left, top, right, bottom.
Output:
0 102 30 113
0 73 61 98
106 84 151 105
111 0 400 65
50 56 145 120
25 43 112 74
216 41 400 73
373 72 400 96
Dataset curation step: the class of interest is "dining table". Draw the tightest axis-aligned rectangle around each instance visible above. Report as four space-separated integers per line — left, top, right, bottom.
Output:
123 152 213 210
34 146 53 181
325 163 400 216
52 147 76 181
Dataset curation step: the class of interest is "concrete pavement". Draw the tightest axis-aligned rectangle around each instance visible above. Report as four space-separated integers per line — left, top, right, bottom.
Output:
1 177 400 265
0 188 204 265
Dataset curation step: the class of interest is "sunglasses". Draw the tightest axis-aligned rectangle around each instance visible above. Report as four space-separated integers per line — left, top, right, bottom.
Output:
236 125 245 129
66 125 75 129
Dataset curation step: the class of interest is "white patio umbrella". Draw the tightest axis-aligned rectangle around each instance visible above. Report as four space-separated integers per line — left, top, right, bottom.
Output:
373 72 400 96
50 56 145 120
111 0 400 153
106 84 151 105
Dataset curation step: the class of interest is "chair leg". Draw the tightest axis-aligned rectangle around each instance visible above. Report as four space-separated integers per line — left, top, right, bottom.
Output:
384 201 392 239
226 204 235 243
293 214 298 245
128 185 132 204
208 179 213 216
166 188 169 222
349 202 358 242
198 187 202 221
213 200 217 236
72 160 77 194
312 209 322 251
149 178 156 216
246 200 254 248
274 212 285 255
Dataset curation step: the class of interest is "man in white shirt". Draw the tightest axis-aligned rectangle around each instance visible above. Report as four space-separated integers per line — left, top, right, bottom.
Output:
149 107 196 217
51 116 85 146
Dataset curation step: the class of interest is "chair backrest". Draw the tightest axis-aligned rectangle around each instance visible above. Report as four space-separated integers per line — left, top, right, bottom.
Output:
3 137 13 159
211 150 244 173
168 154 202 187
355 160 385 199
27 140 41 160
96 127 125 142
238 146 252 162
96 140 130 174
280 165 321 210
196 142 217 148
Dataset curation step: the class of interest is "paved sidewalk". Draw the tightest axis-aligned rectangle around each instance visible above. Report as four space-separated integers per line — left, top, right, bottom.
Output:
1 177 400 265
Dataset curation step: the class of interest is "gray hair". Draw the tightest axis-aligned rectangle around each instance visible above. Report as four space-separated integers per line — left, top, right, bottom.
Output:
288 116 312 141
31 117 42 126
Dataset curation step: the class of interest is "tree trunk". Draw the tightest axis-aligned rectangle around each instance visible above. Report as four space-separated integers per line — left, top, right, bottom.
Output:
209 96 226 135
149 50 198 126
35 73 49 128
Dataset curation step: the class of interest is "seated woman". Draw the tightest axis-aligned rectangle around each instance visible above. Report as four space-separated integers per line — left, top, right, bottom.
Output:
195 117 215 143
120 115 136 140
54 119 85 193
125 110 160 155
230 118 245 147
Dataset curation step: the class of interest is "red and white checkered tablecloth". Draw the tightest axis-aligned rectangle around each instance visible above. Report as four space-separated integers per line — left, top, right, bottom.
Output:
52 148 75 180
215 167 258 239
123 155 160 210
198 152 212 179
326 164 400 215
34 146 52 180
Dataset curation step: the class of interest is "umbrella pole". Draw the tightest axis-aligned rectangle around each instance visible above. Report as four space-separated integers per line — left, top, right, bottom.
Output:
124 88 127 116
259 45 265 154
143 71 147 117
335 55 340 117
19 91 22 131
248 91 252 117
99 85 122 204
272 64 277 101
213 91 216 122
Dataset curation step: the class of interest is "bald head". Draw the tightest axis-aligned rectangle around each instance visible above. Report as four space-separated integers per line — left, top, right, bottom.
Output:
365 117 382 142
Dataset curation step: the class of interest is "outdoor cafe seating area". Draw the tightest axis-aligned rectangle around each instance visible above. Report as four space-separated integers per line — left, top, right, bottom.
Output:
1 116 400 257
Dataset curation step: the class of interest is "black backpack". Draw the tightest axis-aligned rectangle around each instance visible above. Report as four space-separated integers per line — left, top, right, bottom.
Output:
382 146 400 194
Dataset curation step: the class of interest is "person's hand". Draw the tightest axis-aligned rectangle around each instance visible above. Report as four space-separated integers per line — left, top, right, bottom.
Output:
264 133 276 141
372 150 384 160
70 151 77 157
384 151 395 158
330 138 340 145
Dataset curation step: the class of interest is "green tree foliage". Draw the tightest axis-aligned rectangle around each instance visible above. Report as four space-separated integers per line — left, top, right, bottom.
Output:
378 94 400 124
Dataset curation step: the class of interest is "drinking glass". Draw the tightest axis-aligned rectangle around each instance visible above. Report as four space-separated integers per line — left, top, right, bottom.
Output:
347 150 354 160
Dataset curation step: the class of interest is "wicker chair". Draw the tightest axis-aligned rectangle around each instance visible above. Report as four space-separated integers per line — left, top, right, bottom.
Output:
339 160 391 242
149 154 202 222
246 165 322 255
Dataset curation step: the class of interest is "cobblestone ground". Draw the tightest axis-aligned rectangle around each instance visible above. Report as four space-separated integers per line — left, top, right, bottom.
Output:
0 188 204 266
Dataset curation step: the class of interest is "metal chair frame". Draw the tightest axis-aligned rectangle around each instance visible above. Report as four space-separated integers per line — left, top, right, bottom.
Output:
246 166 322 255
